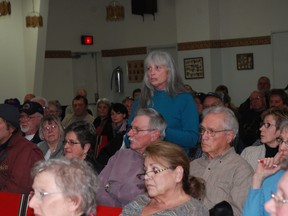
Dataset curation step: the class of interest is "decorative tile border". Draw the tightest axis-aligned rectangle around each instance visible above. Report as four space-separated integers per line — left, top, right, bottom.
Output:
45 36 271 58
45 50 72 58
178 36 271 51
101 47 147 57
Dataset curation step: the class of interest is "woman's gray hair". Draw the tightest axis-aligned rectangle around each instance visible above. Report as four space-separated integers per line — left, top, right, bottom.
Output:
96 98 111 108
39 115 64 140
139 50 187 108
202 106 239 139
280 119 288 134
32 158 99 215
48 100 62 117
135 108 167 140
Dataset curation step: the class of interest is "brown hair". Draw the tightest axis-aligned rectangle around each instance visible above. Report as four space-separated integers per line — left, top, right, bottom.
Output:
143 141 205 197
261 107 288 130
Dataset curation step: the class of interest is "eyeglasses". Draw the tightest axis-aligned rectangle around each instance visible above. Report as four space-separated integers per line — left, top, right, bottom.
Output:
260 122 276 129
250 96 263 102
63 140 81 145
29 190 62 201
137 167 172 180
270 192 288 206
127 126 155 135
199 126 231 137
42 125 58 132
276 137 288 147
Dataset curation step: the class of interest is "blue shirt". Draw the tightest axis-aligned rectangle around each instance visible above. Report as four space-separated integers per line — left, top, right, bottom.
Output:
128 90 199 153
242 169 284 216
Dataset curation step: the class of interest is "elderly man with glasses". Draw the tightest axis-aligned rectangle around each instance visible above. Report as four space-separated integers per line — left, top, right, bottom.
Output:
97 108 166 208
189 106 253 216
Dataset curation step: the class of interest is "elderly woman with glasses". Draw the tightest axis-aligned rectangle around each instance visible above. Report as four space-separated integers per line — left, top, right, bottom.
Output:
121 141 208 216
64 121 97 171
242 119 288 216
29 158 99 216
241 108 288 170
38 115 65 160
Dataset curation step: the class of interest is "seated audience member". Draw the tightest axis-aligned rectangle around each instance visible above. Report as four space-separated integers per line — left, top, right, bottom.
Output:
239 90 267 147
242 119 288 216
64 121 97 171
190 106 253 216
95 103 128 172
37 115 65 160
202 92 224 109
268 88 288 109
47 100 63 119
121 141 209 216
23 93 35 103
32 96 49 115
97 108 166 207
62 95 94 128
194 92 206 117
93 98 113 154
241 108 288 170
0 104 43 193
19 101 44 144
122 96 134 117
265 158 288 215
65 88 95 117
4 98 21 108
239 76 271 115
132 88 141 100
29 158 99 216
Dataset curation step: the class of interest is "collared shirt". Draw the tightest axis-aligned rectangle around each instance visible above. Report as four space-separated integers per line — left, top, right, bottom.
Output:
189 147 253 216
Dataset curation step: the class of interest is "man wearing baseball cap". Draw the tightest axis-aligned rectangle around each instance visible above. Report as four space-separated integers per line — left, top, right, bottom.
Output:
19 101 44 144
0 104 44 193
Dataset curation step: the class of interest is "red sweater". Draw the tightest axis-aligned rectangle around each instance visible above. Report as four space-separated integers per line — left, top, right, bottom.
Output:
0 130 44 194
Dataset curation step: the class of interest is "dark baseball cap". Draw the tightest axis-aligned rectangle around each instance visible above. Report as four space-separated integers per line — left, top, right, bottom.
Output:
0 104 20 128
20 101 44 115
205 92 224 101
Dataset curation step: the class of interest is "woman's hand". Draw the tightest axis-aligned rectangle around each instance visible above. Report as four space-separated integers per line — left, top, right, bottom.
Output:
251 156 281 189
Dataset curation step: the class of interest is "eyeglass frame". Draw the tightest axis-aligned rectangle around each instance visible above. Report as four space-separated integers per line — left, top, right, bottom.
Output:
30 190 62 201
199 126 232 137
63 140 81 145
270 191 288 206
276 137 288 147
127 126 155 135
42 124 58 132
137 167 172 180
260 122 276 129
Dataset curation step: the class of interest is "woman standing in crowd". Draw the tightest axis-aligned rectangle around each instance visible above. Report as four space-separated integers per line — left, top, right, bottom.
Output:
128 50 199 154
121 141 208 215
29 158 99 216
95 103 128 172
241 108 288 170
64 121 97 171
37 115 64 160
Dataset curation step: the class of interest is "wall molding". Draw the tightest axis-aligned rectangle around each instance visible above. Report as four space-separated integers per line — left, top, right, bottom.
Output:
178 36 271 51
45 50 72 58
101 47 147 57
45 36 271 58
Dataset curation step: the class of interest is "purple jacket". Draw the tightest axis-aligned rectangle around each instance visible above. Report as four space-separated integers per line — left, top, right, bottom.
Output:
97 149 145 207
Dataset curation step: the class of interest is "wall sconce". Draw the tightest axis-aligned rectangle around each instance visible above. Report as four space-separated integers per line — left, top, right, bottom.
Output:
0 1 11 16
26 0 43 28
106 1 124 21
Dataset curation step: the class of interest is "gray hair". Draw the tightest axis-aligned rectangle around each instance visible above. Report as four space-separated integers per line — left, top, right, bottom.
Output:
135 108 167 140
202 106 239 139
32 96 48 107
48 100 62 117
96 98 111 108
280 119 288 134
39 115 64 140
139 50 187 108
31 158 98 215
